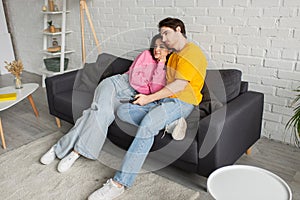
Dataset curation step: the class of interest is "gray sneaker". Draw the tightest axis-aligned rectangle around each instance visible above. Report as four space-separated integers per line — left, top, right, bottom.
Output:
88 178 124 200
165 117 187 140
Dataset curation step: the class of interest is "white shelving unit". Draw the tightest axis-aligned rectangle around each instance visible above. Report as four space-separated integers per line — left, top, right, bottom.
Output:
41 0 74 87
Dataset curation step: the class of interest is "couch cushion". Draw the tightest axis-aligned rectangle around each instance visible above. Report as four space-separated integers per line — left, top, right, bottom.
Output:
199 69 241 117
99 55 133 82
74 53 119 93
220 69 242 102
74 62 100 92
199 100 223 118
240 81 248 94
202 69 242 103
108 106 200 166
73 53 133 93
108 117 199 166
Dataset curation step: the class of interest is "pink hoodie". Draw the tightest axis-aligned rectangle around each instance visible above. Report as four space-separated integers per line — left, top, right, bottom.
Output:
127 50 166 94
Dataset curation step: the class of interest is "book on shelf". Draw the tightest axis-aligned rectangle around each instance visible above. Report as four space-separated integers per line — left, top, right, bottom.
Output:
0 93 17 101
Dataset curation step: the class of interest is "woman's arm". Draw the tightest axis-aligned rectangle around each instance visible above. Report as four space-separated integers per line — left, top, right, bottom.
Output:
148 62 166 93
128 51 155 94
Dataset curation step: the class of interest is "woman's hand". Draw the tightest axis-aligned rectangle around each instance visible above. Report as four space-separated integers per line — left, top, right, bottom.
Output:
157 52 168 63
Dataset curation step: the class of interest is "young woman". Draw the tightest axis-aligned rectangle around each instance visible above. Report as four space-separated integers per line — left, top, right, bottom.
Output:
40 34 171 172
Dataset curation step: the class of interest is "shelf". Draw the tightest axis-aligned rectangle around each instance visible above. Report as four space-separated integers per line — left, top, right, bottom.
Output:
41 0 74 88
43 30 73 36
41 11 70 14
42 49 75 56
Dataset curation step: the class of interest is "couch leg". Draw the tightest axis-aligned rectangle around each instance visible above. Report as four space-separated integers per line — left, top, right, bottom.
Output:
55 117 61 128
246 148 251 155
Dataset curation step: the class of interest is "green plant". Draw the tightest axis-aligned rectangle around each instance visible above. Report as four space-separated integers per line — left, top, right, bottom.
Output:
286 86 300 147
47 20 53 27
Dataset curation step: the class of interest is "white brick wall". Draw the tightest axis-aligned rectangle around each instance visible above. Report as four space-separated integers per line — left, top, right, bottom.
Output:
5 0 300 145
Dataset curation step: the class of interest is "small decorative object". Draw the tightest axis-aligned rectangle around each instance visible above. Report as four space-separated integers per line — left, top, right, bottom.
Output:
54 4 59 11
52 38 58 46
47 46 61 53
55 27 61 32
14 76 23 89
48 0 54 11
48 21 55 33
4 60 24 89
0 92 17 101
42 5 47 12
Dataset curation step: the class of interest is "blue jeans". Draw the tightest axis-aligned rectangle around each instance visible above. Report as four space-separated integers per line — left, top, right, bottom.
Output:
54 74 136 159
113 98 194 187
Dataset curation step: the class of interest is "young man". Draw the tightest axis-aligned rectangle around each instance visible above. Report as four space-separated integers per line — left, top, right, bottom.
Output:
88 17 208 200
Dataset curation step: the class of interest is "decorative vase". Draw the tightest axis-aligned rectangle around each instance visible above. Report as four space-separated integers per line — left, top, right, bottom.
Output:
49 25 55 33
14 76 23 89
48 0 54 11
42 5 47 12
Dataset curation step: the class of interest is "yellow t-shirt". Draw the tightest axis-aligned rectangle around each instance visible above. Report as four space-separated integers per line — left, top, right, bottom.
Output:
166 42 207 105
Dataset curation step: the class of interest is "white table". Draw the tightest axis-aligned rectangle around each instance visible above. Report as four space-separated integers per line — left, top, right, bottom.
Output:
0 83 39 149
207 165 292 200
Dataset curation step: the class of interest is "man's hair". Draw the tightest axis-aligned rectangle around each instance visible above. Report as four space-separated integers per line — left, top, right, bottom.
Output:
158 17 187 38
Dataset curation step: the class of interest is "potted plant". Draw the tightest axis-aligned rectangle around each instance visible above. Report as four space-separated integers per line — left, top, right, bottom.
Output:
4 60 24 89
48 20 55 33
286 86 300 147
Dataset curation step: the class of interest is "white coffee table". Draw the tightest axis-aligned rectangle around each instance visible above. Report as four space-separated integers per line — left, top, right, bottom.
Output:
207 165 292 200
0 83 39 149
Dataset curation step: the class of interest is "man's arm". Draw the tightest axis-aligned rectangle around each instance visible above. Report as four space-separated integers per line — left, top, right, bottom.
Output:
133 79 188 106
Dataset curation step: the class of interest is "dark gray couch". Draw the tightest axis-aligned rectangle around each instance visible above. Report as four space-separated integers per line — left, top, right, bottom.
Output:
45 53 264 177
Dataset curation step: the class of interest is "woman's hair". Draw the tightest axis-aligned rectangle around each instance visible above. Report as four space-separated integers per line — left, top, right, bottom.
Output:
149 34 171 62
149 34 163 60
158 17 187 38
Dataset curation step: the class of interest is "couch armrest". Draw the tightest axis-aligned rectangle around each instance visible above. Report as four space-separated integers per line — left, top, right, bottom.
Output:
45 70 78 117
197 91 264 176
45 70 78 94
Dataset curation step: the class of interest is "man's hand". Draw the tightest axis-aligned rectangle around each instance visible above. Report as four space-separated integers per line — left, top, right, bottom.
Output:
132 85 176 106
132 94 153 106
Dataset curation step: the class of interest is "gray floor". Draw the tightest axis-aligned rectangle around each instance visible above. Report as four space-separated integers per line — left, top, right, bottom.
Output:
0 72 72 155
1 71 300 199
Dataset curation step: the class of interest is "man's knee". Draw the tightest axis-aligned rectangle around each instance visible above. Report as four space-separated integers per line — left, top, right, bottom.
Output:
136 125 158 139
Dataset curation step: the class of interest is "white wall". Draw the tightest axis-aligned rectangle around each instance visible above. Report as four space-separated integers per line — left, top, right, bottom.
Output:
0 0 8 33
5 0 300 145
0 0 15 74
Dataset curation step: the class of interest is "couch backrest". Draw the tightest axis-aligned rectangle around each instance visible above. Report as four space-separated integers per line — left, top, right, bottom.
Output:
73 53 133 93
198 69 243 117
74 53 244 106
201 69 242 104
99 53 133 82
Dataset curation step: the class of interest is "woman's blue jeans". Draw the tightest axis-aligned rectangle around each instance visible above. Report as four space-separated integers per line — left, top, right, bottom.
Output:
54 74 136 160
114 98 194 187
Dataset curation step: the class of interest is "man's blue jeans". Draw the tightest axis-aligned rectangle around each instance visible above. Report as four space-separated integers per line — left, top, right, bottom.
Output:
114 98 194 187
